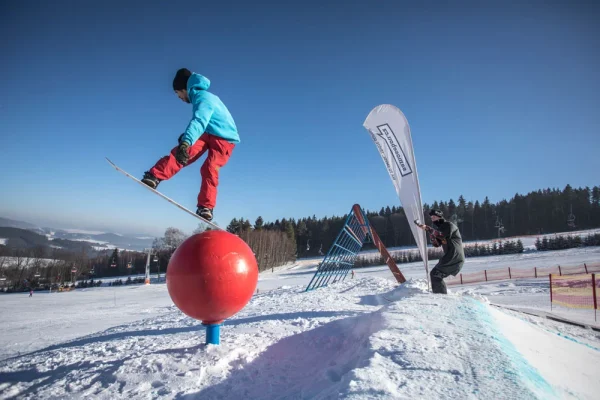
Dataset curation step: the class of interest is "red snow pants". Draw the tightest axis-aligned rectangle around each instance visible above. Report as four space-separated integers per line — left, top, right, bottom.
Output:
149 133 235 209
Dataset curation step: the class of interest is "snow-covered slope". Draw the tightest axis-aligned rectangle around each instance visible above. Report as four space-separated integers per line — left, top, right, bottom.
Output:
0 275 598 399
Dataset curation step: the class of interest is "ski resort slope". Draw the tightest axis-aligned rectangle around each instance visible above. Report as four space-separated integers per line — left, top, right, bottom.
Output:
1 277 599 399
264 246 600 326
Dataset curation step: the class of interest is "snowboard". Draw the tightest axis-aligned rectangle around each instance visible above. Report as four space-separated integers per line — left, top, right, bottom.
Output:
105 157 222 231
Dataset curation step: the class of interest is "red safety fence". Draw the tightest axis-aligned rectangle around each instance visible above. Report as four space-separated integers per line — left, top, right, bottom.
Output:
446 261 600 286
550 273 597 321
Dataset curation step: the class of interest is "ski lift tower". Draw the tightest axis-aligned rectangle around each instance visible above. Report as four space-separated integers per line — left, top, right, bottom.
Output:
567 204 576 229
494 217 505 238
144 249 160 284
144 249 152 284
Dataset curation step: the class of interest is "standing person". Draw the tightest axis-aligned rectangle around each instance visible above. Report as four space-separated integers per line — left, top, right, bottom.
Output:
416 209 465 294
141 68 240 222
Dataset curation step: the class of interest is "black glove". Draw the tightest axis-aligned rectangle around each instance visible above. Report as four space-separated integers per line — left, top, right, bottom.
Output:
176 142 190 165
178 133 185 144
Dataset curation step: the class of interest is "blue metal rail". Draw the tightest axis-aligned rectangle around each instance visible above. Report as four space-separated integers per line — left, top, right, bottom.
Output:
304 205 372 291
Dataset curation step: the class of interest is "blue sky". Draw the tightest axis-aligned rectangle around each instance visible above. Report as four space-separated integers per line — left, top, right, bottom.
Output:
1 1 599 237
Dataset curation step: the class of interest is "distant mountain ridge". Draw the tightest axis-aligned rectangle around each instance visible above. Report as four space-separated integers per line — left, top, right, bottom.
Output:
0 217 39 231
0 217 156 251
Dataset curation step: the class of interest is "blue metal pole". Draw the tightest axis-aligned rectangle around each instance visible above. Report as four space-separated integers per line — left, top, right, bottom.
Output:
204 323 221 345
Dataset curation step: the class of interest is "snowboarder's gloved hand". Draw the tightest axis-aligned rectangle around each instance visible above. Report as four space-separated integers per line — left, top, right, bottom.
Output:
178 133 185 144
176 142 190 165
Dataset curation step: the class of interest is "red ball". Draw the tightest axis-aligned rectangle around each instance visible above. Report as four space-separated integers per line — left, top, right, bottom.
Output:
166 230 258 324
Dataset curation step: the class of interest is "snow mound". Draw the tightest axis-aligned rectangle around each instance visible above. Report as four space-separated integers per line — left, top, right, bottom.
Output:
0 277 598 399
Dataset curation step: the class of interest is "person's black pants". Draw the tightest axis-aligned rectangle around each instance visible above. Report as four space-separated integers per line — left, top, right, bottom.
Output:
430 261 464 294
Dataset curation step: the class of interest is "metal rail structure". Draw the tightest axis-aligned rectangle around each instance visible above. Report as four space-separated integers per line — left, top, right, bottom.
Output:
305 204 406 291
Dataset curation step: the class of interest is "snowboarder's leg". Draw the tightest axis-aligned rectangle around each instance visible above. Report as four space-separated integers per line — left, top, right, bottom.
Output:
430 261 463 294
146 134 210 184
430 267 448 294
197 135 235 214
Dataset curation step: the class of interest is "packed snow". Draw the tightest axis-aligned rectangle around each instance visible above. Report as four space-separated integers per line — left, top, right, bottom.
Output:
0 244 599 399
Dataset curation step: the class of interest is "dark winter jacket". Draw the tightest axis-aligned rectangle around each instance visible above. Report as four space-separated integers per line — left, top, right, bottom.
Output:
433 220 465 267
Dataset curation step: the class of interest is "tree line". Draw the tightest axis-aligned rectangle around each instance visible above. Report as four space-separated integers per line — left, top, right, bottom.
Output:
227 184 600 258
535 233 600 251
354 239 525 268
0 244 153 292
0 221 298 292
2 183 598 292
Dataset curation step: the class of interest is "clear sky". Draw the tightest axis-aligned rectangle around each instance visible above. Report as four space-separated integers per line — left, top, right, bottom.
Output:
1 1 599 237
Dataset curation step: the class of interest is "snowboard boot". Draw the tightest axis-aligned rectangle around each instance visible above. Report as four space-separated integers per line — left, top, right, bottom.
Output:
141 171 161 189
196 206 213 221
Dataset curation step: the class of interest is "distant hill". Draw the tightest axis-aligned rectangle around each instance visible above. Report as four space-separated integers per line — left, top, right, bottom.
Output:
0 227 97 253
47 231 155 251
0 227 50 248
0 217 156 251
0 217 39 231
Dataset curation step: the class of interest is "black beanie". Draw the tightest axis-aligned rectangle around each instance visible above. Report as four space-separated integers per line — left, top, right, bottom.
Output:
173 68 192 91
429 209 444 218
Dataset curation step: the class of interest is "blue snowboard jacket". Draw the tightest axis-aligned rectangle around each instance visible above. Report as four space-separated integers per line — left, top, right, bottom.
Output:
180 73 240 145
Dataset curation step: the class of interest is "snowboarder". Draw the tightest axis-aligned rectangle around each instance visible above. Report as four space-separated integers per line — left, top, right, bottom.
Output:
141 68 240 221
416 209 465 294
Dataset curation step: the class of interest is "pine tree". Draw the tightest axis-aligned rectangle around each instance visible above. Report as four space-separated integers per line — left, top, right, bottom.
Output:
448 199 457 218
241 219 252 232
592 186 600 226
284 220 295 241
254 216 264 230
458 196 467 215
473 200 482 239
109 249 119 268
481 244 489 256
482 197 492 237
466 200 475 240
437 201 447 219
556 235 566 250
227 218 240 234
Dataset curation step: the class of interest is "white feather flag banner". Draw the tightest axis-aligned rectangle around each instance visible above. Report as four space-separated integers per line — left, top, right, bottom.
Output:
363 104 429 287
